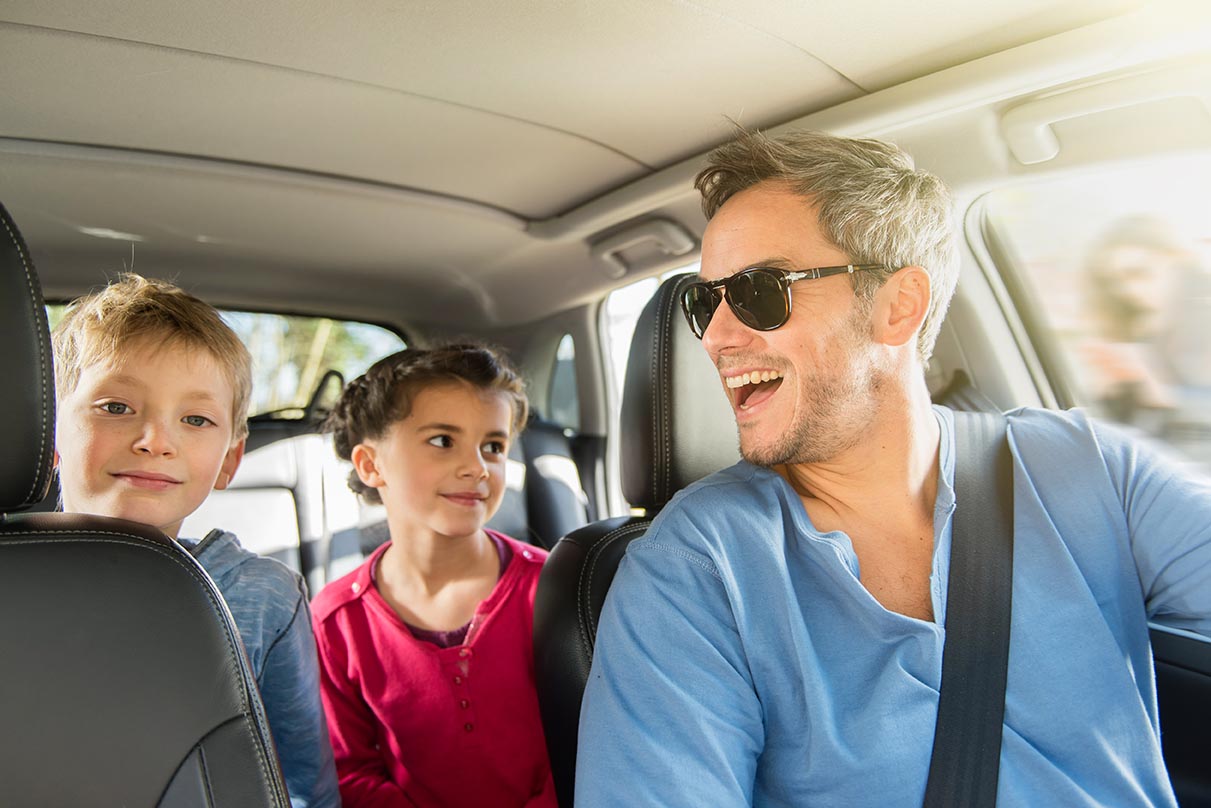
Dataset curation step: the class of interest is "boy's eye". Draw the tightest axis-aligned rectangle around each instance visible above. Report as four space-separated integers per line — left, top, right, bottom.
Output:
427 435 453 449
182 415 214 428
485 440 507 455
101 402 131 415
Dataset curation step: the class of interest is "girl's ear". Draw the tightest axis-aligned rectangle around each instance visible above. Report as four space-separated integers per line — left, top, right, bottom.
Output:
350 443 386 489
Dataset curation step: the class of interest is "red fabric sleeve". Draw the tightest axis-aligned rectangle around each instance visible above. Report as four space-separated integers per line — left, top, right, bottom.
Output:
314 615 417 808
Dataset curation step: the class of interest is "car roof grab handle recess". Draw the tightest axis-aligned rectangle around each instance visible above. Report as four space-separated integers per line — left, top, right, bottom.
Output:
590 219 696 280
1001 60 1211 165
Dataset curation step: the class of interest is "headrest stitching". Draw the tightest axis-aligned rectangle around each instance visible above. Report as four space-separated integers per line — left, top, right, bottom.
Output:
649 291 660 504
580 521 651 644
657 279 678 503
0 212 53 504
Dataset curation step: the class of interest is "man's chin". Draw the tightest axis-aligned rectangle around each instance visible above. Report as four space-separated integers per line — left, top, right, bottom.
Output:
738 436 792 468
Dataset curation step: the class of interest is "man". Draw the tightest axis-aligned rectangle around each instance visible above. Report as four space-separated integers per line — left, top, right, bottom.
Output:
575 129 1211 806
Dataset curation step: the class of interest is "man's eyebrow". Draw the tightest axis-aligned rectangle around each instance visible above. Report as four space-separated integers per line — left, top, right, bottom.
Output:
697 257 797 281
748 257 796 270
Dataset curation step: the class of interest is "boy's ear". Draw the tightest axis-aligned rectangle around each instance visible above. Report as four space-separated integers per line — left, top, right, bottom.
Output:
214 439 246 491
350 443 386 490
871 265 931 349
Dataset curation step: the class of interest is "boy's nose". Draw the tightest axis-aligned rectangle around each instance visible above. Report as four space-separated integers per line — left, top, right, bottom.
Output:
133 420 177 456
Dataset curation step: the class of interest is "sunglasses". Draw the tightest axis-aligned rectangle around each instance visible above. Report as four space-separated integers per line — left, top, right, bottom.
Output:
679 264 891 339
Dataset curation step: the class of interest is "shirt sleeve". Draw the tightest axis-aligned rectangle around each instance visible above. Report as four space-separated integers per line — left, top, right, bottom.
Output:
313 613 417 808
259 583 343 808
575 534 763 807
1097 418 1211 637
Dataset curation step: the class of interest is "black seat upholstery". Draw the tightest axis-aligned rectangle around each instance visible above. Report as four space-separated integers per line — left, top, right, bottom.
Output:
533 274 740 807
486 414 591 550
0 202 290 807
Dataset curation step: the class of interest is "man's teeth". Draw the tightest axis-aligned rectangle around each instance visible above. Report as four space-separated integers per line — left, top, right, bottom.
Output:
725 370 782 389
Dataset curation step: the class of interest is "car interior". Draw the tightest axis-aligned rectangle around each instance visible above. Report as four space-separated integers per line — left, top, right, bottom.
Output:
1 0 1209 805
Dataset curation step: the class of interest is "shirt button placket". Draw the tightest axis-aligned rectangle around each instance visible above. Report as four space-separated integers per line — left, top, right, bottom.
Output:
454 647 475 734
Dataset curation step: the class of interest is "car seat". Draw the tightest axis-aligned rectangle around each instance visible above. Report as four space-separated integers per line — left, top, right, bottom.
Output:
533 273 740 806
0 202 291 807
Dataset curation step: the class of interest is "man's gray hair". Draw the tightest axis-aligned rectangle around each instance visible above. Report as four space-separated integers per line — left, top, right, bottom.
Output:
696 128 959 362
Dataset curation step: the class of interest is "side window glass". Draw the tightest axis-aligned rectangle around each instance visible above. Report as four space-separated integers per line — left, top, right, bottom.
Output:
601 264 698 404
548 333 580 430
44 305 406 419
983 156 1211 469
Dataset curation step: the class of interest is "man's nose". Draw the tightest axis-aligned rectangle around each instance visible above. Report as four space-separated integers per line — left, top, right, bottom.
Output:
701 296 753 358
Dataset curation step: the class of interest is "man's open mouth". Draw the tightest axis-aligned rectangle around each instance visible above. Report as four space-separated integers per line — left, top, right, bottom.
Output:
726 370 784 410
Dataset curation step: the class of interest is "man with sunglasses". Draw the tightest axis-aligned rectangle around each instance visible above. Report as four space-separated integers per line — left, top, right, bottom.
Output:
576 128 1211 807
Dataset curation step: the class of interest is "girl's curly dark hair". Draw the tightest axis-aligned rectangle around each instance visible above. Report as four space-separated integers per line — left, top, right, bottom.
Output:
324 342 528 504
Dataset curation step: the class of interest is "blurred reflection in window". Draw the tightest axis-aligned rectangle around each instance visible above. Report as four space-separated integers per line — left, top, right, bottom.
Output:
984 156 1211 467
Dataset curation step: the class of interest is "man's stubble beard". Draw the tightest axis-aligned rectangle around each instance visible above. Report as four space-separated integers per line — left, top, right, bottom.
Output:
738 311 884 467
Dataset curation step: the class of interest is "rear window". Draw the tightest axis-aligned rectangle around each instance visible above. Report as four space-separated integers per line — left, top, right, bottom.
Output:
46 306 406 418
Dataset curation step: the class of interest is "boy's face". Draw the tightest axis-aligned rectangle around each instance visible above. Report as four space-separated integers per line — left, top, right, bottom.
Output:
55 338 245 539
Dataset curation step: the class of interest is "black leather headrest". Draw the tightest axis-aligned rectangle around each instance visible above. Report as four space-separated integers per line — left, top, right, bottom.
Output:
0 203 55 512
621 274 739 510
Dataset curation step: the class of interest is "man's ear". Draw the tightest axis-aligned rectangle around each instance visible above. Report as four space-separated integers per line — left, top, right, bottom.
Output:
872 265 932 349
350 443 386 490
214 439 246 491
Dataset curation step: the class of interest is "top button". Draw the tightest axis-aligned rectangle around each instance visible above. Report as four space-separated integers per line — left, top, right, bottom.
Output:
522 550 533 559
459 648 472 658
351 582 361 594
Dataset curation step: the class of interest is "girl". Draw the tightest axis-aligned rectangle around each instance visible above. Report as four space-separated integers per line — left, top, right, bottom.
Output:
312 344 556 808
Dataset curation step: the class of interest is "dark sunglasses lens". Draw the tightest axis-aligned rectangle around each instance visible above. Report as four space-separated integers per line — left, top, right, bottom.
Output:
727 269 788 330
682 284 719 337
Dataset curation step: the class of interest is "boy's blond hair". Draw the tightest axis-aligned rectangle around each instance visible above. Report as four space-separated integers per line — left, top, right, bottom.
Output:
52 274 252 441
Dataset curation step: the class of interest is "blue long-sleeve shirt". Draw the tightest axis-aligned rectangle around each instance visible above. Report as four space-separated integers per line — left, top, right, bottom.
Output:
577 406 1211 807
185 530 342 808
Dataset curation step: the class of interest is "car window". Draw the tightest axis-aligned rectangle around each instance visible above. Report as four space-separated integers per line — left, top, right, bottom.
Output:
601 265 699 406
983 154 1211 468
548 333 580 430
46 306 406 419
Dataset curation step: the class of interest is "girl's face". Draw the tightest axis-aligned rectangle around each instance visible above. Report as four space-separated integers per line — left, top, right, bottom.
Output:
352 380 514 543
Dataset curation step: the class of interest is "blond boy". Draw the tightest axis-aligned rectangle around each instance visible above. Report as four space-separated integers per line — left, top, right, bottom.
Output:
53 274 340 808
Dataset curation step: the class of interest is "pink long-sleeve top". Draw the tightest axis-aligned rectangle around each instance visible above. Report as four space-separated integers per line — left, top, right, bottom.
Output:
312 531 557 808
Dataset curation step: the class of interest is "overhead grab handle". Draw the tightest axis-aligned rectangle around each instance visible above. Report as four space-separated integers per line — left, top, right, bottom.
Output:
590 219 696 279
1001 60 1211 165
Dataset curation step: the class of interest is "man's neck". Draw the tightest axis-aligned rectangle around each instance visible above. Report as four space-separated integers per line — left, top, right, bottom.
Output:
775 383 941 534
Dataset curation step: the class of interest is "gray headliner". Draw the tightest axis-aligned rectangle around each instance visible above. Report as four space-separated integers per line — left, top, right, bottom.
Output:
0 0 1153 331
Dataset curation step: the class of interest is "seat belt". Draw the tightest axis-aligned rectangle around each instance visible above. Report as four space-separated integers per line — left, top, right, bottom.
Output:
923 411 1015 808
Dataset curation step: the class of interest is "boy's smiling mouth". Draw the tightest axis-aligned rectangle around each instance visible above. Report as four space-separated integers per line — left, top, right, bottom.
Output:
112 470 183 491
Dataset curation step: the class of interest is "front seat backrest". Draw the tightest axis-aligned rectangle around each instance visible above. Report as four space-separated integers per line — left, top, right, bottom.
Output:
0 201 290 808
533 274 739 807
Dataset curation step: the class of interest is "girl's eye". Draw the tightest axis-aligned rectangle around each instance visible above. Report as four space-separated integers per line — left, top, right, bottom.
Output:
427 435 453 448
485 440 506 455
101 402 131 415
183 415 214 428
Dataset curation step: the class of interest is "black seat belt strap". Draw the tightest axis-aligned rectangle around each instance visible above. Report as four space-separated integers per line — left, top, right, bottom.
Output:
923 411 1015 807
